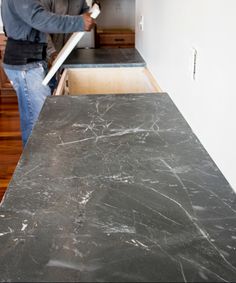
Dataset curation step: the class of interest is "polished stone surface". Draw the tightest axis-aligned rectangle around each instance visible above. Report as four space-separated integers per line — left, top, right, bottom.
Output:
0 93 236 282
62 48 146 68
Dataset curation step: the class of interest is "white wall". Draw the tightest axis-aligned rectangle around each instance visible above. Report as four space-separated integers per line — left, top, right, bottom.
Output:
136 0 236 191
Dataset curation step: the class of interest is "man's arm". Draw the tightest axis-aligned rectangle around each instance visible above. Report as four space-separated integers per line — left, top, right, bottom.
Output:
12 0 94 33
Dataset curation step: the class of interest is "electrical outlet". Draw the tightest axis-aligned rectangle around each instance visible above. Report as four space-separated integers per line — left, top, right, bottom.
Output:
139 16 144 31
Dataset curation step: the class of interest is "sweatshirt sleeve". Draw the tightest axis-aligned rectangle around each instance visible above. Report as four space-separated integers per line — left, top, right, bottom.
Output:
12 0 85 34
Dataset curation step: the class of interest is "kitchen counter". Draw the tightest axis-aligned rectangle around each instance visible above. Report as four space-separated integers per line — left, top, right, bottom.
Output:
0 93 236 282
62 48 146 68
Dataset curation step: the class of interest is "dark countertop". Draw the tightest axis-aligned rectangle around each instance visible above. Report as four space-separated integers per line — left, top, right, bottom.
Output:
0 93 236 282
62 48 146 68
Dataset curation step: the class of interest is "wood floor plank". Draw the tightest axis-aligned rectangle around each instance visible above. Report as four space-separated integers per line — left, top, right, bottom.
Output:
0 92 22 201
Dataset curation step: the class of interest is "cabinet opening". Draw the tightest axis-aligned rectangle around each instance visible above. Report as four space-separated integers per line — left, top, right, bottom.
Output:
56 67 161 96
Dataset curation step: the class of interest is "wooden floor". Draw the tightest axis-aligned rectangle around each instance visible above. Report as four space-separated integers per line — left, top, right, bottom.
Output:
0 91 22 201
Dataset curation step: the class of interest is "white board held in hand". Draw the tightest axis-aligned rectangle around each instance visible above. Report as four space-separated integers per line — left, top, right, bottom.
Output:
42 3 100 86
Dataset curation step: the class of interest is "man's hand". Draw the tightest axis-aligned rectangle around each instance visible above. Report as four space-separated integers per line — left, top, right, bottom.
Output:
82 13 95 31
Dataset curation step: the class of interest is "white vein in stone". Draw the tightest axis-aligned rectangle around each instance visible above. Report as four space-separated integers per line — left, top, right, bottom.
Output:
182 178 236 214
58 128 153 146
179 261 187 283
179 255 230 282
144 184 236 272
47 260 101 272
0 227 13 237
21 165 41 178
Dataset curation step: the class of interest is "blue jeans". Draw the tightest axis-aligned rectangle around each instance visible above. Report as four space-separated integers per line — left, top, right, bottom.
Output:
3 61 51 146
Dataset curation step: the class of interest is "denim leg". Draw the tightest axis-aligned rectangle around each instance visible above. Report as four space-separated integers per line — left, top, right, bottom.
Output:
4 62 51 146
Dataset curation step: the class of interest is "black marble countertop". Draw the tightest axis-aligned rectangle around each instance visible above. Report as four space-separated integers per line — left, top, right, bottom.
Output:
0 93 236 282
62 48 146 68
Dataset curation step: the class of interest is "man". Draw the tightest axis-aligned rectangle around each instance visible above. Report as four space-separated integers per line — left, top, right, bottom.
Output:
1 0 95 146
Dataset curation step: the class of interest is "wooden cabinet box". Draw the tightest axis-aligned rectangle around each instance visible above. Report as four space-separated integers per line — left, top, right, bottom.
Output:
96 29 135 48
54 67 161 96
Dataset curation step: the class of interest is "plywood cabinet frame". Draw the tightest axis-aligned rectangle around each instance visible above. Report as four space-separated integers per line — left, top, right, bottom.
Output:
54 67 162 96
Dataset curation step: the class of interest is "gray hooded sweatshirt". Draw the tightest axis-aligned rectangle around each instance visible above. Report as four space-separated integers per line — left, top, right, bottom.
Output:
1 0 86 44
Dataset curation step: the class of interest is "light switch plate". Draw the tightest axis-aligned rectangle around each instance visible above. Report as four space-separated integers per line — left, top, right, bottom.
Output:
139 16 144 31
